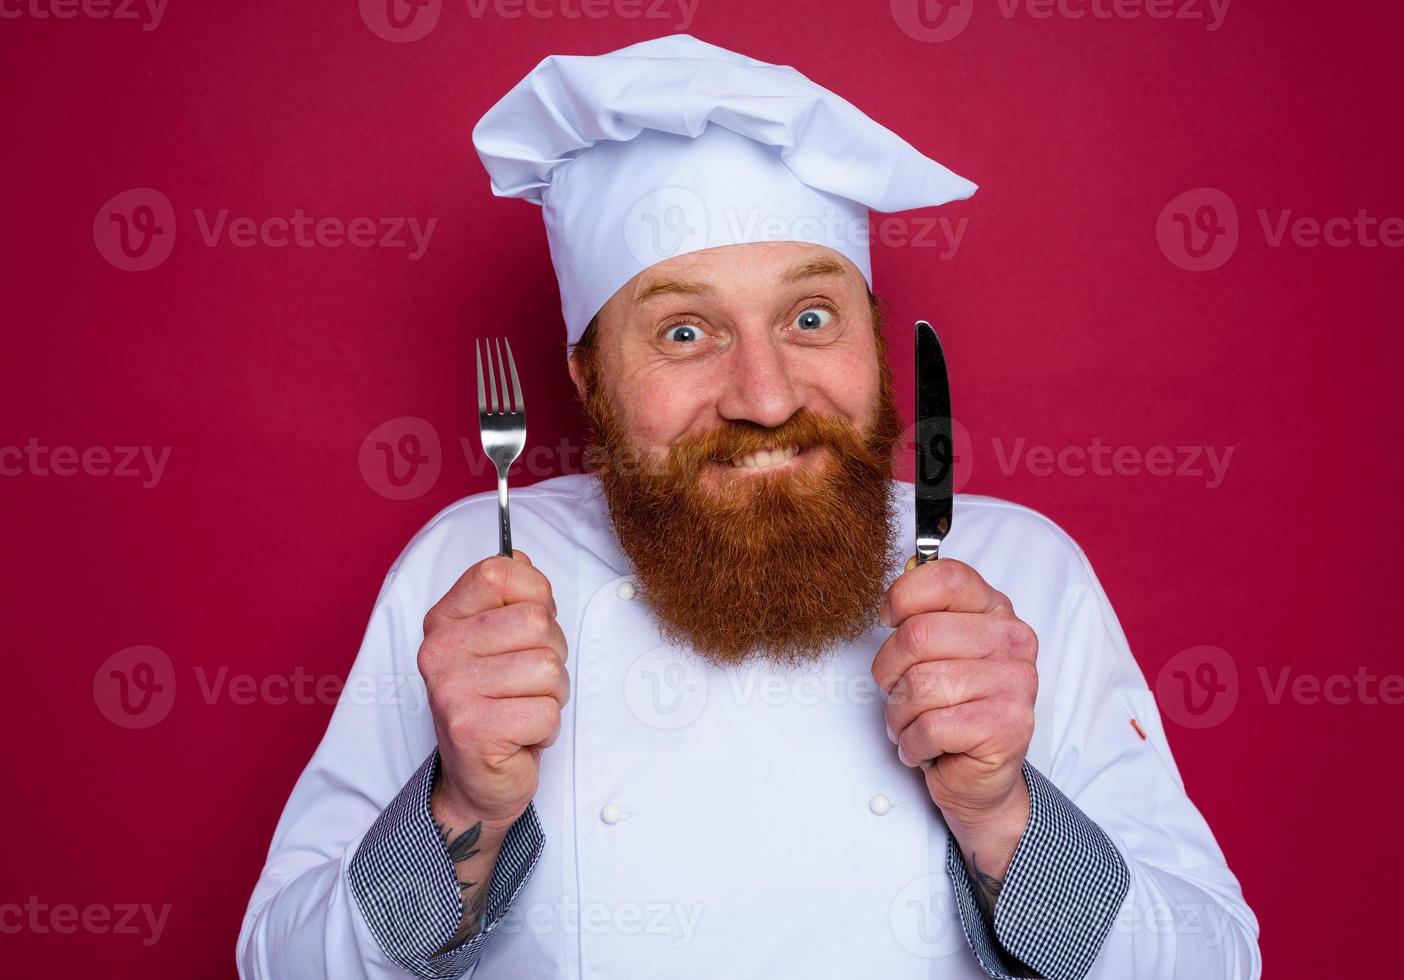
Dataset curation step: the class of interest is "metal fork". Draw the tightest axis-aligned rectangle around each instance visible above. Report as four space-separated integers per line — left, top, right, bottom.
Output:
476 337 526 557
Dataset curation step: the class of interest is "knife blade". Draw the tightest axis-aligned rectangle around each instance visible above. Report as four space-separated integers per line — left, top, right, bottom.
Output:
914 320 953 568
913 320 954 771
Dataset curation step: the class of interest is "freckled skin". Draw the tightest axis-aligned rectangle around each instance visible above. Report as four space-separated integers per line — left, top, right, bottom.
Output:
567 241 882 488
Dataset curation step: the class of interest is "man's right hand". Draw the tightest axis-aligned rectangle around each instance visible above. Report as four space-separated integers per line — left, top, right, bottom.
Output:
418 550 570 831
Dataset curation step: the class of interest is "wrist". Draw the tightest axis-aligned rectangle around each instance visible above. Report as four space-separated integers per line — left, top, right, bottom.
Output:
429 772 520 840
942 776 1031 858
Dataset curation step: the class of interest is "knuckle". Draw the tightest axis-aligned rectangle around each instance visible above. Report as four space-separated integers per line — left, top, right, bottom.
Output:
530 646 559 680
445 712 479 749
1002 618 1037 656
473 557 507 591
937 559 969 592
898 615 932 658
525 601 552 636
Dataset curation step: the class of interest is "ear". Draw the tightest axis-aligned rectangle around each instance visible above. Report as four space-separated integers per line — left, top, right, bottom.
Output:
567 352 587 402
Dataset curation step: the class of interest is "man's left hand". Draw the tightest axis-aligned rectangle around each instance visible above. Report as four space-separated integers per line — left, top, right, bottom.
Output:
873 557 1038 836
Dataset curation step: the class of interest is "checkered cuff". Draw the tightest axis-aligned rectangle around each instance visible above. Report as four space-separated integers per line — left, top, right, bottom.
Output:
347 751 545 980
948 762 1130 980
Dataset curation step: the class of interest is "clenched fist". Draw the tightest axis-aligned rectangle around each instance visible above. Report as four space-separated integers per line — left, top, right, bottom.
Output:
873 557 1037 832
418 550 570 830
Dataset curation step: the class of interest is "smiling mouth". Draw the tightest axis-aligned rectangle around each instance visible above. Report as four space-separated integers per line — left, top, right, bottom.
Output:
713 444 811 473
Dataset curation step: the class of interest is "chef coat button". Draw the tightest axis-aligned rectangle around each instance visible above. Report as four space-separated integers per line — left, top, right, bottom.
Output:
617 581 636 600
869 794 892 816
600 803 623 824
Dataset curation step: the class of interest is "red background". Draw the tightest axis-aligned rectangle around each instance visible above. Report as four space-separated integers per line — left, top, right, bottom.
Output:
3 1 1400 976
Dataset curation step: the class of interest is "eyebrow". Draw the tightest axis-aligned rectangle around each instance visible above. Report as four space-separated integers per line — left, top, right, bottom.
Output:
633 257 848 304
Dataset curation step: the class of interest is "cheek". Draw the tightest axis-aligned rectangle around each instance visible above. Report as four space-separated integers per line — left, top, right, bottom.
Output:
619 377 714 451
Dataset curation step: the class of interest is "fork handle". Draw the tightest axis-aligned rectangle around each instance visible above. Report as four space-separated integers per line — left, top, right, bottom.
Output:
496 473 513 557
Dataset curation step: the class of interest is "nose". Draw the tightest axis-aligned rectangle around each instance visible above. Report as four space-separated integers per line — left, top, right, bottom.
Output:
714 330 805 429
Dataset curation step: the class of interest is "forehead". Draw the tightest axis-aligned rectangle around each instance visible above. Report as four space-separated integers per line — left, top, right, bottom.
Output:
612 242 865 311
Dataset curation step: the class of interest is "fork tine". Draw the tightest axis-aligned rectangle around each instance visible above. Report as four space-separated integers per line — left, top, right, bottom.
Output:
503 338 524 416
492 337 510 414
486 337 501 414
475 339 487 414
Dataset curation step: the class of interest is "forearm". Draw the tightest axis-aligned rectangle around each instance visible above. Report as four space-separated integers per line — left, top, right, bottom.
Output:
427 777 517 953
944 776 1033 923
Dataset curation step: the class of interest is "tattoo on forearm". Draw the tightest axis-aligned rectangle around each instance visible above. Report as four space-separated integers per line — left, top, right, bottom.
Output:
430 818 488 955
971 851 1004 918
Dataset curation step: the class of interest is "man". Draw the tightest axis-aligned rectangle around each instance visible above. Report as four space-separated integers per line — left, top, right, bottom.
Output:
238 34 1259 980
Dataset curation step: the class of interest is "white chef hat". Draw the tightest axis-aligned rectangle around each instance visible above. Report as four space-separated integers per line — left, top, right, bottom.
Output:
471 33 977 349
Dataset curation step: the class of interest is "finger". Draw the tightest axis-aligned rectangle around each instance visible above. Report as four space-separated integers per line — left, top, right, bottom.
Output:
423 602 567 666
884 659 1002 734
904 554 918 574
894 701 994 768
871 611 1023 695
512 549 533 566
426 556 557 631
500 695 563 749
882 558 1011 627
475 648 571 705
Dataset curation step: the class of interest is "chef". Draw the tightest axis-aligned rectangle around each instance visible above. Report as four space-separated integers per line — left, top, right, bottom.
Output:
238 34 1259 980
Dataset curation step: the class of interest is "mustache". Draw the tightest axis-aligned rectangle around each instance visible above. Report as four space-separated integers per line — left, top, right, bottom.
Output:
673 409 861 465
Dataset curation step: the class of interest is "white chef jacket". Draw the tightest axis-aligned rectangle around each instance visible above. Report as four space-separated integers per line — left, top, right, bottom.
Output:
236 474 1260 980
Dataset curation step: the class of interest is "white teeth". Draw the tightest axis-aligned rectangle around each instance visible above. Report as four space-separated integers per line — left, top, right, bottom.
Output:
732 446 800 469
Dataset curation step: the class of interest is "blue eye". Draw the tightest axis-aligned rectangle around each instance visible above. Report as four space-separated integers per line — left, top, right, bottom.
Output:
795 307 832 331
663 323 703 343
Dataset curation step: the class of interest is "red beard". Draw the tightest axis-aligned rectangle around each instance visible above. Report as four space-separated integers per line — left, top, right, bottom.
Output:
580 363 904 668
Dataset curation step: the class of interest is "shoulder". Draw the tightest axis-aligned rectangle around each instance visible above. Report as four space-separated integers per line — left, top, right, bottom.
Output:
376 474 619 607
891 479 1090 567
